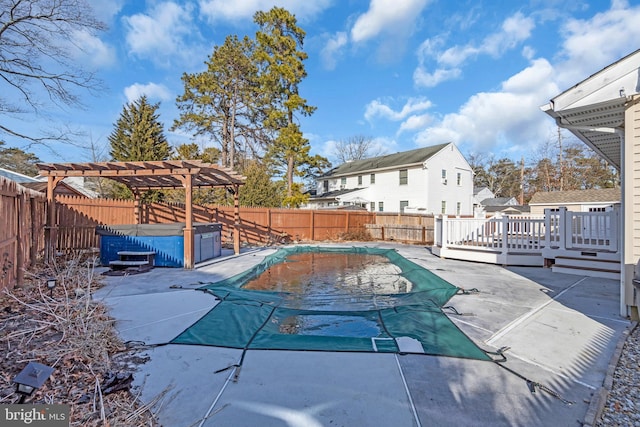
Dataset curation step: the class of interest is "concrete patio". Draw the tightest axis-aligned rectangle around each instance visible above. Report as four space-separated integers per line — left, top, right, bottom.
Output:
92 243 631 427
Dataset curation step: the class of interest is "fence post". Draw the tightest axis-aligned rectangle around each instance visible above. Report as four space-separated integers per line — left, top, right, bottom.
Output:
501 215 509 261
440 215 447 249
610 207 619 252
310 210 315 241
559 207 568 250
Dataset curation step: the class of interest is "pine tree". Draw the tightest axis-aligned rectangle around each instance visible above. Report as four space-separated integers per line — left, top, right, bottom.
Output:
109 96 171 162
173 35 259 169
107 96 171 200
254 7 329 204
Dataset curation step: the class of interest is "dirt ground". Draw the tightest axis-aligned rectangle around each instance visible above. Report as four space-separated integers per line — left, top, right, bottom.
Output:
0 255 157 426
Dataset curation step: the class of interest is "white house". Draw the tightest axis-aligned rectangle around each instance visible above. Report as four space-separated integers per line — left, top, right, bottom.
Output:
306 143 474 215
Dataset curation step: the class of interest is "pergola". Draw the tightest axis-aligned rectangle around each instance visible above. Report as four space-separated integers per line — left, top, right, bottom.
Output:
37 160 246 268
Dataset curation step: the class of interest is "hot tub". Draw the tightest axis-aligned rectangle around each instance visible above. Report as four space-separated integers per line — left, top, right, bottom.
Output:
96 223 222 267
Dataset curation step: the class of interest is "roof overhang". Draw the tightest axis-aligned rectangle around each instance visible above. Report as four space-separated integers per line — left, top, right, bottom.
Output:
541 49 640 171
541 98 626 170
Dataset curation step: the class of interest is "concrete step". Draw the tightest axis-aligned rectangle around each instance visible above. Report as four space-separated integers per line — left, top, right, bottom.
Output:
553 256 620 270
551 264 620 280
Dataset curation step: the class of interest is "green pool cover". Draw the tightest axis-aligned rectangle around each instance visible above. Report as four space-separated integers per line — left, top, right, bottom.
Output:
171 246 490 361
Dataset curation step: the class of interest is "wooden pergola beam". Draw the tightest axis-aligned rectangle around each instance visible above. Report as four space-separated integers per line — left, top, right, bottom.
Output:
38 160 246 267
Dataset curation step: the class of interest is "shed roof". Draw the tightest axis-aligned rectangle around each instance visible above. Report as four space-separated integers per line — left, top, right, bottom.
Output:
528 188 620 205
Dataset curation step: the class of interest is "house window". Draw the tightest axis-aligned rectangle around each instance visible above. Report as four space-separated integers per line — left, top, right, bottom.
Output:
323 180 329 192
358 175 363 186
370 202 375 211
400 201 409 213
378 202 384 212
441 201 447 214
589 207 606 212
456 202 461 216
340 177 346 188
370 173 375 184
399 169 408 185
442 169 447 184
457 172 461 186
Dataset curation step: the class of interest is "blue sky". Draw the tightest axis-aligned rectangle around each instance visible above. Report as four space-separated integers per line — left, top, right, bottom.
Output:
5 0 640 167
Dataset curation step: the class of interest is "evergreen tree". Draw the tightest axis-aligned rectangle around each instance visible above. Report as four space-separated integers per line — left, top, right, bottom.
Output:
239 161 285 207
254 7 329 204
0 141 41 176
107 96 171 200
109 96 171 162
173 35 260 169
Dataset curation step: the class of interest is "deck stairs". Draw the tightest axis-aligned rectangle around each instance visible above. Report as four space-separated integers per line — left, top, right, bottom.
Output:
547 250 621 280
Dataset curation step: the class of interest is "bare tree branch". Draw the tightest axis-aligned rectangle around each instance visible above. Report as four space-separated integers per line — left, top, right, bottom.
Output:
0 0 106 144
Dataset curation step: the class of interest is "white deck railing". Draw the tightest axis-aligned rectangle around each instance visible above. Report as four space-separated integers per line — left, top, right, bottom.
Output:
433 207 619 265
435 215 545 253
544 208 618 251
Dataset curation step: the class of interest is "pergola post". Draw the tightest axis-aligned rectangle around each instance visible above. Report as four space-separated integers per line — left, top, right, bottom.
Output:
233 184 240 255
133 190 141 224
44 176 63 263
183 173 194 269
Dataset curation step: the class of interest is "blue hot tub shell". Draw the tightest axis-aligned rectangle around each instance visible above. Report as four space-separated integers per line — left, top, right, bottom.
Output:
96 223 222 268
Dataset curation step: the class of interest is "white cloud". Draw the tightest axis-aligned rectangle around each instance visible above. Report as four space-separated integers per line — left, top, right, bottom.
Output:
364 97 433 122
414 59 559 154
90 0 125 23
320 32 348 70
198 0 332 23
413 67 461 88
414 12 535 88
124 83 172 103
554 0 640 88
123 2 196 66
398 114 433 134
350 0 430 43
70 29 117 68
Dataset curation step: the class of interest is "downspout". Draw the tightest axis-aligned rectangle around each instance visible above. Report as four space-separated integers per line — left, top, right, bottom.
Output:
616 128 627 317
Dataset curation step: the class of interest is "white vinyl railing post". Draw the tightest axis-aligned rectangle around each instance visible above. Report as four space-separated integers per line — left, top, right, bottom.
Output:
610 208 619 252
559 207 569 250
441 215 448 249
501 215 509 257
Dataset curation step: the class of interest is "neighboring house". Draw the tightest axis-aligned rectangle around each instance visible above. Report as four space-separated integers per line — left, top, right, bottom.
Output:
473 187 494 207
306 143 474 215
0 167 95 198
542 48 639 318
528 188 620 216
472 187 524 216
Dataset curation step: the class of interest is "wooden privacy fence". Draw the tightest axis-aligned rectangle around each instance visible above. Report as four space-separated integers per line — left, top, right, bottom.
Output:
53 196 436 251
0 177 46 290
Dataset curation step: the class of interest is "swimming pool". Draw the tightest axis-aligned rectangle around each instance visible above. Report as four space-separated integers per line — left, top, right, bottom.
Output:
172 246 489 360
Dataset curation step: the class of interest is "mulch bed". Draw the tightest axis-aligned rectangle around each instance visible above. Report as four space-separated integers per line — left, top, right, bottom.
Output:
0 254 159 426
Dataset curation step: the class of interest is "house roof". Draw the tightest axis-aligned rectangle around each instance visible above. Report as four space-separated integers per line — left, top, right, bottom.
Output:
541 49 640 170
473 186 490 195
528 188 621 205
309 188 363 201
321 143 450 177
0 167 39 183
480 197 516 207
20 181 91 198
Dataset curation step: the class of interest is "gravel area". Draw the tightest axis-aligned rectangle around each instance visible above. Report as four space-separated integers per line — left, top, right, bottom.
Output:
596 323 640 427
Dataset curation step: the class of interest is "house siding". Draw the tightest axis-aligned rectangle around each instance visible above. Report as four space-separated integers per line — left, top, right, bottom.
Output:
309 143 473 214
